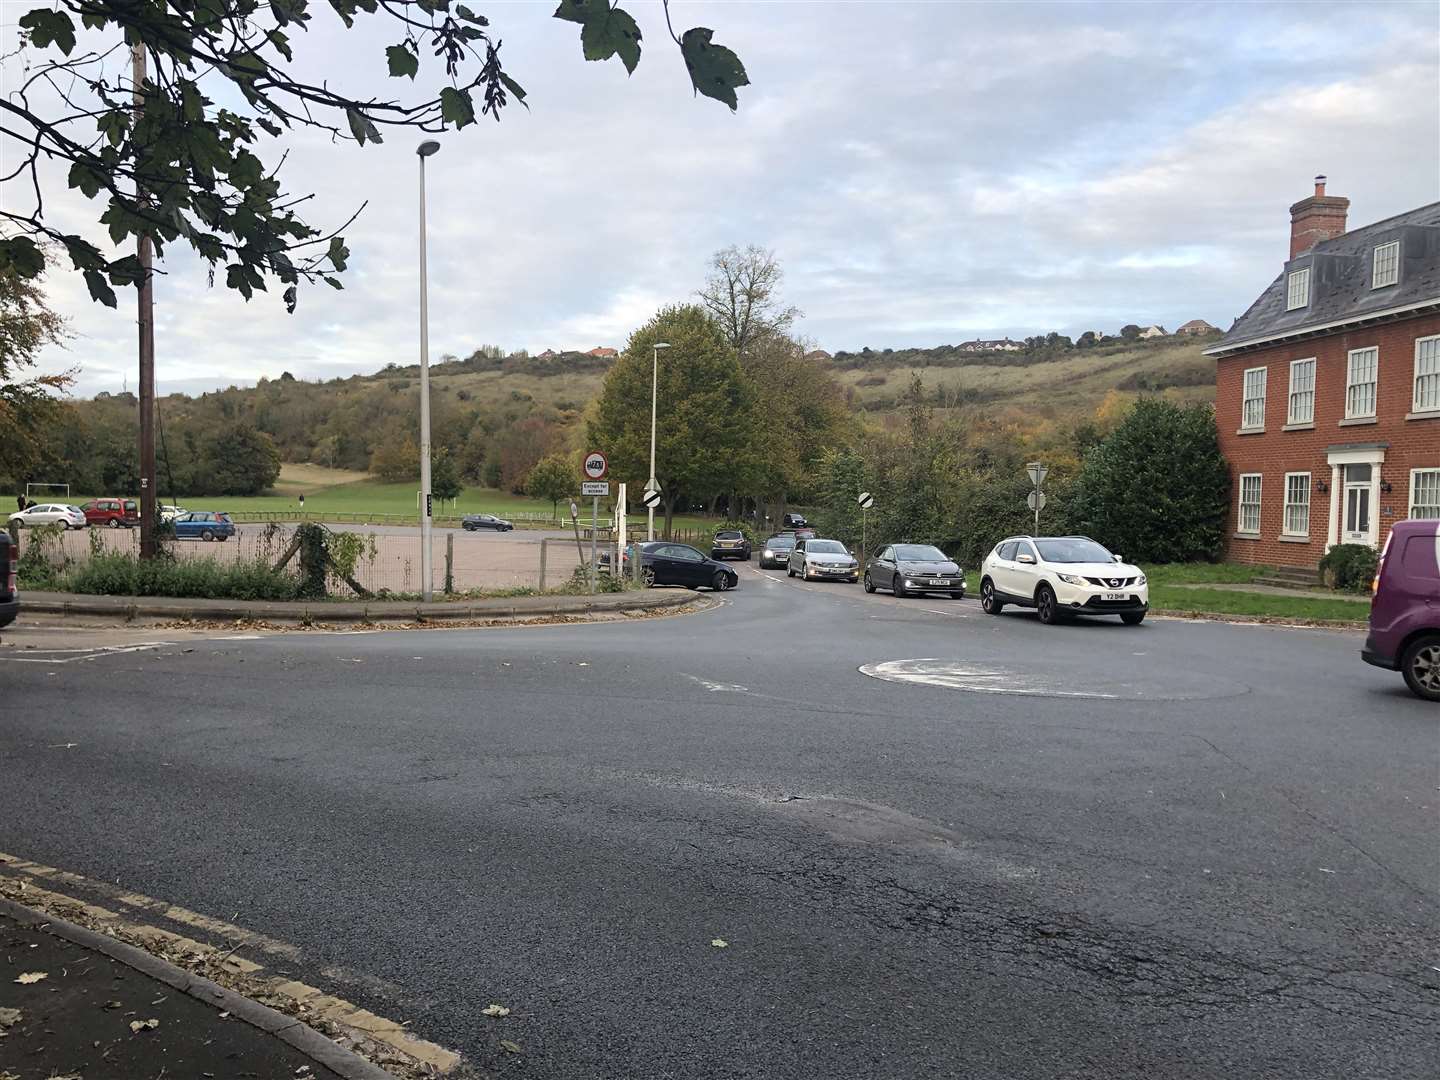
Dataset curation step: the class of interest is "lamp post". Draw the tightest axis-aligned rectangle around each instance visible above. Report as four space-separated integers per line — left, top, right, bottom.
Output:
417 139 441 601
648 341 671 541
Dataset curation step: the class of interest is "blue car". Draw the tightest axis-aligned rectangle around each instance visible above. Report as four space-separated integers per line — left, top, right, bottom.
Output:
172 511 235 542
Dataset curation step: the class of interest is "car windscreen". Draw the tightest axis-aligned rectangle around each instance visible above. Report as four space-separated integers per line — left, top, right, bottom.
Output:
805 540 847 554
894 545 948 561
715 531 743 539
1036 538 1114 563
767 537 794 548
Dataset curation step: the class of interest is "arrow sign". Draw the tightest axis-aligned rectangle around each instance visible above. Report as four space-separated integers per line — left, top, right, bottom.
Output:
642 489 662 509
1026 490 1047 512
857 492 875 509
1026 462 1048 489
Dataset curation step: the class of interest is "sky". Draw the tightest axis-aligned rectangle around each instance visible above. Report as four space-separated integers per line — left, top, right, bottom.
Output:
5 0 1439 397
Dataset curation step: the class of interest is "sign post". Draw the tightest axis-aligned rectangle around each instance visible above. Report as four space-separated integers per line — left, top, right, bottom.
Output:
1025 462 1048 532
581 452 609 593
616 482 627 585
857 491 875 559
642 482 662 541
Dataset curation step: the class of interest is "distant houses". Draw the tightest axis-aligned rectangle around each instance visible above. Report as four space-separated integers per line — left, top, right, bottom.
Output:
804 349 833 363
957 338 1023 353
1137 325 1168 340
1174 319 1219 336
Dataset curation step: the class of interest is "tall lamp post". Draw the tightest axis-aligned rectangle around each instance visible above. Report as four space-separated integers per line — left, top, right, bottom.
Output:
648 341 671 541
417 139 441 601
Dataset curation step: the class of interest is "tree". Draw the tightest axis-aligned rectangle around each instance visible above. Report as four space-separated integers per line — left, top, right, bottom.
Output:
1071 399 1230 563
371 435 420 482
431 450 463 502
526 453 576 518
202 425 281 495
1120 324 1142 341
0 268 70 487
698 245 801 358
2 2 749 306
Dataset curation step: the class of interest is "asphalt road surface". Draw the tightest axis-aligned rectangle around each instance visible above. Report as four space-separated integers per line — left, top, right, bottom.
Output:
1 568 1435 1079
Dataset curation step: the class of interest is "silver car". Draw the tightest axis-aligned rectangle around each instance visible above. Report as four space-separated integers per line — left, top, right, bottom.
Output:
787 537 859 583
8 503 87 530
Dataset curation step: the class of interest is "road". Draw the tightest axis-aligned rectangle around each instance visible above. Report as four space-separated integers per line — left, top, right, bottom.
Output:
1 567 1435 1078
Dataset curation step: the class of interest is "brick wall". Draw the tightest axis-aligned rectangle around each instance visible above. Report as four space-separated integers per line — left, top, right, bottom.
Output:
1215 313 1440 567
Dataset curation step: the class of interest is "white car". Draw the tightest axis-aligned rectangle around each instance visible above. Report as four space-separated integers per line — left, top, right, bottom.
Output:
160 504 187 523
9 503 87 530
980 535 1148 625
787 537 860 582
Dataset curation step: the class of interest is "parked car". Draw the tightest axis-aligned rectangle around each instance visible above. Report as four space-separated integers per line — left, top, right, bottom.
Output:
462 513 514 532
622 541 739 591
710 529 752 561
787 537 859 582
160 504 187 523
758 534 797 569
0 529 17 629
8 503 86 530
81 497 139 529
980 535 1148 625
172 511 235 541
865 544 965 598
1362 519 1440 701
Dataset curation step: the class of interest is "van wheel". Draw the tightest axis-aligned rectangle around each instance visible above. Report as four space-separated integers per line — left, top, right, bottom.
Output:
1401 634 1440 701
980 578 1003 615
108 518 121 528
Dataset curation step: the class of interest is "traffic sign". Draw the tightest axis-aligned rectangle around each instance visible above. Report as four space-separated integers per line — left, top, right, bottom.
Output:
857 491 875 510
583 450 609 480
1026 490 1047 511
581 481 610 497
1026 462 1048 489
569 500 579 520
641 488 662 509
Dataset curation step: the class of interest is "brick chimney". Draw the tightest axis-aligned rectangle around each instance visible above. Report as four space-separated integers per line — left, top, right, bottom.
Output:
1289 175 1349 258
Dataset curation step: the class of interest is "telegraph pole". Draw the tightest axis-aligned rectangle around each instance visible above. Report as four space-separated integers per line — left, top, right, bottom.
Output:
133 42 157 558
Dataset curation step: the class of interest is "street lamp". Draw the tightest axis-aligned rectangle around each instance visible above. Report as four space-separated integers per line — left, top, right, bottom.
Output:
648 341 671 541
417 139 441 601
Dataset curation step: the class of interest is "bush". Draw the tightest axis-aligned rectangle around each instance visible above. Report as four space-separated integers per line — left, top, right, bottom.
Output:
61 552 302 601
1319 544 1379 593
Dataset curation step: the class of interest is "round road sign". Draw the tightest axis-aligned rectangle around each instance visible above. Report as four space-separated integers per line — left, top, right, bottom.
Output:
583 450 609 480
642 489 663 509
857 491 875 509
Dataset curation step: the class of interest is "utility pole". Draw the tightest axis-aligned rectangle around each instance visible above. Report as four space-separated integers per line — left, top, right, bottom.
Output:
133 43 157 559
416 140 441 601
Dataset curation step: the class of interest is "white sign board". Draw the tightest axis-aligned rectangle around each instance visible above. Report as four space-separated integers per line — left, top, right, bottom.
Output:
581 481 610 497
1026 462 1048 488
1027 490 1047 511
583 450 609 480
642 489 662 508
857 492 875 509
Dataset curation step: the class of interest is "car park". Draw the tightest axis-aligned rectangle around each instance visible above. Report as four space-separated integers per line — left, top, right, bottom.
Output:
710 529 752 561
462 513 514 532
865 544 965 598
0 529 18 629
758 534 796 569
787 537 859 582
8 503 87 530
81 497 140 528
622 541 739 591
1362 519 1440 701
172 511 235 541
160 504 187 523
980 535 1148 625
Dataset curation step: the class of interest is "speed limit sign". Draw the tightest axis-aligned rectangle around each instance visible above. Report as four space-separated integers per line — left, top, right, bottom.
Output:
583 450 608 480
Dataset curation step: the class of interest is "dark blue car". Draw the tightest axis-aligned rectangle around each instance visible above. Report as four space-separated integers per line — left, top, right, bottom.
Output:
172 511 235 541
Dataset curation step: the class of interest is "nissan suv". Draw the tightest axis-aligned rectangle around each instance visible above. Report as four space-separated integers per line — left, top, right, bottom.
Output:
980 536 1148 625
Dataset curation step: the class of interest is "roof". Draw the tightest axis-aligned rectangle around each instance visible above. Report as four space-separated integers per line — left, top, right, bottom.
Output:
1177 318 1217 330
1206 202 1440 357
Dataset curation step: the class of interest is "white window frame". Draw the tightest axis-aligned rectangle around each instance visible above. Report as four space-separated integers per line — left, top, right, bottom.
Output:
1345 347 1378 419
1286 267 1310 311
1414 335 1440 413
1282 472 1311 537
1237 473 1262 535
1286 358 1315 425
1410 468 1440 520
1372 241 1400 289
1241 366 1267 430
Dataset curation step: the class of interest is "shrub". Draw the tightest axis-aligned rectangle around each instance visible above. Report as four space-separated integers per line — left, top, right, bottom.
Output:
1319 544 1379 593
60 552 302 601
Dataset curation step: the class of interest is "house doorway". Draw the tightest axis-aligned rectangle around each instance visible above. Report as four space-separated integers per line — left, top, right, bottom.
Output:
1342 463 1375 545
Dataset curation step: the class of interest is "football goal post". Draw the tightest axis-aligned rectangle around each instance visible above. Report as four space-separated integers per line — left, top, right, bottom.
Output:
24 482 70 501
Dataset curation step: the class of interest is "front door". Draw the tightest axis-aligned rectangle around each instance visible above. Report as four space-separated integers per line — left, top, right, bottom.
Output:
1343 464 1375 545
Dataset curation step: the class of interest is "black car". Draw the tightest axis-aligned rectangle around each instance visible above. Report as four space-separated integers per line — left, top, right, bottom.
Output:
782 512 809 528
623 541 739 591
710 529 752 561
758 534 796 569
462 513 513 532
0 530 18 629
865 543 966 599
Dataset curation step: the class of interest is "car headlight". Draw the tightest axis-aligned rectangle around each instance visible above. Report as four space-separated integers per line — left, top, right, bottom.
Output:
1136 573 1147 586
1056 573 1086 586
763 549 772 557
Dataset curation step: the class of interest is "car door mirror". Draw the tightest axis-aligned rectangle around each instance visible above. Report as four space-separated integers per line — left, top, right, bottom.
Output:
1016 552 1036 565
1112 554 1124 563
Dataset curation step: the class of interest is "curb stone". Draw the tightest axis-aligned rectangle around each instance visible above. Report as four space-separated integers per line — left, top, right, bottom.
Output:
0 896 399 1080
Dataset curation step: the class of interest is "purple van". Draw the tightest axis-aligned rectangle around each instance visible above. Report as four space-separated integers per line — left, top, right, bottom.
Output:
1362 520 1440 701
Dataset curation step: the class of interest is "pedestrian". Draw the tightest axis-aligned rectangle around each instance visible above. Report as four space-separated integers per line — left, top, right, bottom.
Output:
15 493 27 512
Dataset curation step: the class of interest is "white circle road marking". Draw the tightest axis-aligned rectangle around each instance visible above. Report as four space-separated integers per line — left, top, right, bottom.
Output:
861 658 1121 698
858 657 1249 702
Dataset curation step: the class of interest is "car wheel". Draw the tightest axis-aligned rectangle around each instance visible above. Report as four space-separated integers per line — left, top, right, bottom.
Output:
1401 633 1440 701
863 573 875 593
894 579 908 598
107 518 120 529
200 528 215 542
1036 584 1061 625
641 566 657 588
1120 611 1145 626
712 572 732 592
787 564 795 577
980 577 1003 615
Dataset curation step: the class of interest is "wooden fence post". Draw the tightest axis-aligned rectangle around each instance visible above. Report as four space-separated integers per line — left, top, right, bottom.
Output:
444 531 454 595
539 538 548 592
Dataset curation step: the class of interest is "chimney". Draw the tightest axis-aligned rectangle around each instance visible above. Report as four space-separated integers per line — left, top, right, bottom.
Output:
1289 174 1349 259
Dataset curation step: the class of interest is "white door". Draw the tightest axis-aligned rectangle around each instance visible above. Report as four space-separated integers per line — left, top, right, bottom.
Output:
1342 464 1375 545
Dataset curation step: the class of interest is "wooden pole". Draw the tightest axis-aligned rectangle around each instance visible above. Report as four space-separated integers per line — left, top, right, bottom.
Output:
444 531 454 594
539 537 548 592
133 43 157 560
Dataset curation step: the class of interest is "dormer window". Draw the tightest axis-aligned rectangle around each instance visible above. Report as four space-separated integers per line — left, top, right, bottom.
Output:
1285 267 1310 311
1372 240 1400 288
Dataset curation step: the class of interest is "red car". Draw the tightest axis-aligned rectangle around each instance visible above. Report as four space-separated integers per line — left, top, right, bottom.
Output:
82 497 140 528
1363 520 1440 701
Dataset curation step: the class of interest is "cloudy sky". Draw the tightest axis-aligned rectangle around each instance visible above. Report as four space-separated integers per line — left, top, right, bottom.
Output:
7 0 1438 397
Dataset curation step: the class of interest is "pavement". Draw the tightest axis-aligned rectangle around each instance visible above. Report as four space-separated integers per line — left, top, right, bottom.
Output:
0 563 1435 1079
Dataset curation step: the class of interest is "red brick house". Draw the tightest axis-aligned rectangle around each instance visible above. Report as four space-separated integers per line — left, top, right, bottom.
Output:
1206 178 1440 568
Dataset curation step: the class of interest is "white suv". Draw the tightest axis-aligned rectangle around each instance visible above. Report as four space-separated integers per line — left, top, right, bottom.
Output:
980 536 1148 626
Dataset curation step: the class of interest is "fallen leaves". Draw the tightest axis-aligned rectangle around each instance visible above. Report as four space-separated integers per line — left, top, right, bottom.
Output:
481 1004 510 1017
129 1018 160 1034
0 1006 21 1028
710 938 728 949
13 972 46 984
500 1039 523 1055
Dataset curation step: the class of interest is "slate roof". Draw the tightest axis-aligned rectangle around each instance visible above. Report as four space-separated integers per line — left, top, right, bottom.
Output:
1206 202 1440 356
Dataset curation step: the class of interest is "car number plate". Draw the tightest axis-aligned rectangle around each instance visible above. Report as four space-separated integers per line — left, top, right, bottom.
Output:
929 579 948 586
1103 592 1127 601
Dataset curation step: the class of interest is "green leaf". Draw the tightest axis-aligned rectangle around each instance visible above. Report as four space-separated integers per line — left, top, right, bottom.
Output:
180 82 206 122
225 263 255 299
80 11 108 30
327 236 349 272
345 107 382 145
67 160 105 199
18 9 77 54
455 4 487 25
62 236 105 272
83 268 118 307
553 0 608 25
229 149 263 190
498 72 528 106
680 27 749 111
439 86 475 128
283 284 298 314
324 276 344 290
386 43 419 80
0 236 46 279
581 7 642 74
